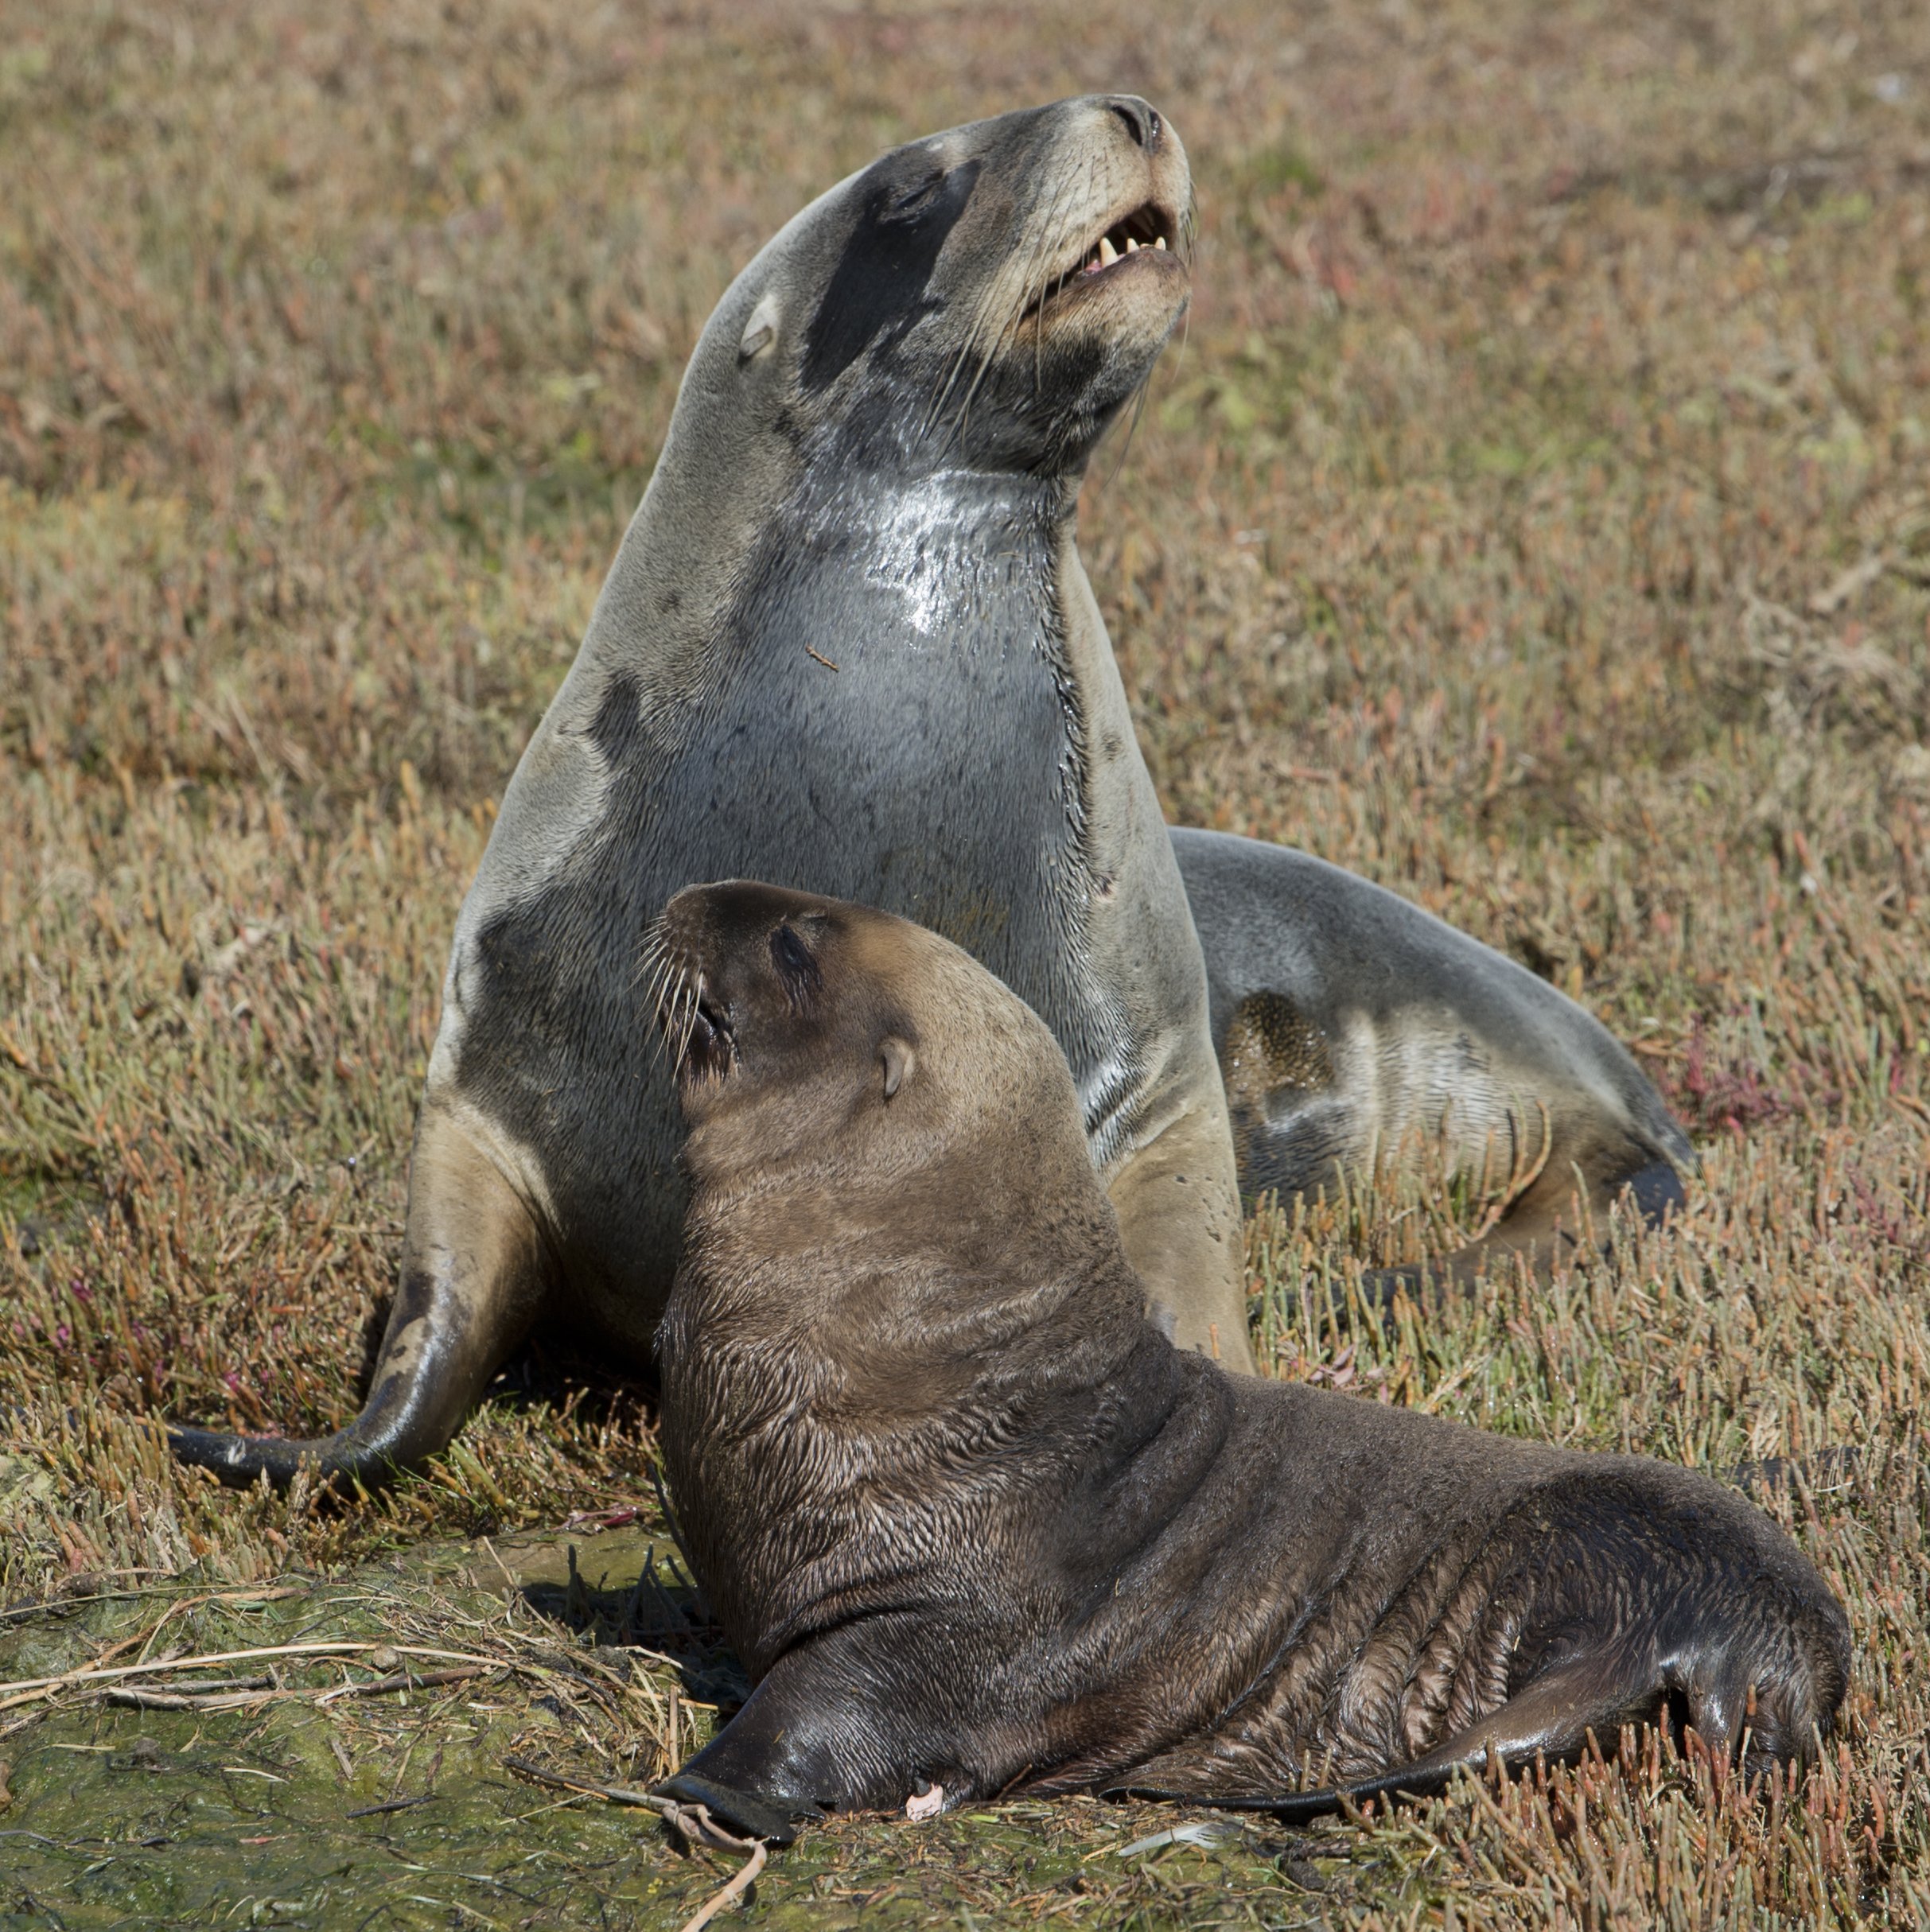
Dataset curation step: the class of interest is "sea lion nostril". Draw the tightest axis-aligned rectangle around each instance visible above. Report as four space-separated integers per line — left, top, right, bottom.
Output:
1107 99 1159 150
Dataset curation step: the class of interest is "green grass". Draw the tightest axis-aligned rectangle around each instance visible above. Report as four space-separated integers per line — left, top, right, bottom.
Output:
3 1 1928 1924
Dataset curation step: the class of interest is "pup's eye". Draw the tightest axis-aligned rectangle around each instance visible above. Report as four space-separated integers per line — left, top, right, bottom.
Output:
769 923 821 1005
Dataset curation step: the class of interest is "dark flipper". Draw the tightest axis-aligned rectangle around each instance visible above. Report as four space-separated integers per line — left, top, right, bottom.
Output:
653 1773 801 1847
658 1620 959 1828
169 1103 551 1491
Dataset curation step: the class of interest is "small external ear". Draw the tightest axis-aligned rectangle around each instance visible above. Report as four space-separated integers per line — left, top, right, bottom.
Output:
879 1036 916 1101
738 289 781 363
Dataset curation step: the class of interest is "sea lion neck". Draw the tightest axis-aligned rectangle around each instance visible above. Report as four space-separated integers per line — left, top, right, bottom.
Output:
661 1165 1171 1673
777 452 1077 565
722 457 1079 671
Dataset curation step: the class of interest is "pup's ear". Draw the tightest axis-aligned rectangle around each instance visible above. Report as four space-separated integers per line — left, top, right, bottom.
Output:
879 1036 916 1100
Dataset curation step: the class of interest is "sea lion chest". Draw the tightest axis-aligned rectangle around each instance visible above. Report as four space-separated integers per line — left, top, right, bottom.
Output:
448 476 1122 1343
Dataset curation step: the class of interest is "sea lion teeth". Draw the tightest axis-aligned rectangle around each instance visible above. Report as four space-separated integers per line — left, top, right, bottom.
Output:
1098 233 1119 266
1126 236 1139 253
1154 235 1166 248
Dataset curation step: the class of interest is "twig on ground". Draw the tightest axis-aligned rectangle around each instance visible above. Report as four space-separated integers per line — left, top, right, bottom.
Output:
345 1792 440 1820
101 1664 490 1712
504 1759 772 1932
501 1756 764 1854
0 1640 562 1712
677 1838 767 1932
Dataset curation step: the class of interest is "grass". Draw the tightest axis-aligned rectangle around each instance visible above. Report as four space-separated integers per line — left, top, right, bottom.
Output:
2 0 1928 1924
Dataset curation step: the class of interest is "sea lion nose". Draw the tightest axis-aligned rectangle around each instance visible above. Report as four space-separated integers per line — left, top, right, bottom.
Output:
1104 97 1162 152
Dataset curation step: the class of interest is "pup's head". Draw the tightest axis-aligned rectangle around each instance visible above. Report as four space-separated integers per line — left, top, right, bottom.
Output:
648 880 1093 1201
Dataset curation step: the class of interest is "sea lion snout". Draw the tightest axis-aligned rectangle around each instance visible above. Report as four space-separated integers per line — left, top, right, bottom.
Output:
651 882 850 1102
648 881 957 1172
774 94 1192 468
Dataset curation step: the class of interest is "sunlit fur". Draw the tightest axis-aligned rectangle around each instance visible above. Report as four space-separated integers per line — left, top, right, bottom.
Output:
655 882 1849 1829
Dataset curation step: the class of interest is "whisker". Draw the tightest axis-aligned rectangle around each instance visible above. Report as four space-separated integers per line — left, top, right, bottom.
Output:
632 925 666 993
674 971 704 1071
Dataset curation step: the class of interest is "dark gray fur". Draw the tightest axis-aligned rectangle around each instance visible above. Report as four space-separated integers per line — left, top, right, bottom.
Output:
1176 830 1694 1270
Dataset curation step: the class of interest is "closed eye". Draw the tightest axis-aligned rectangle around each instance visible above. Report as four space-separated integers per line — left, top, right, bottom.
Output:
769 923 822 1007
884 169 947 221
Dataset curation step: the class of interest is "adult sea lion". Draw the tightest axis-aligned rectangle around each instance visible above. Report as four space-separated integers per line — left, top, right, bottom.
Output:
169 95 1687 1489
648 881 1846 1832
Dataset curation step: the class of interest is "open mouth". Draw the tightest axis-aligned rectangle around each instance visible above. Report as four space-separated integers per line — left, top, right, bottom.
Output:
1027 200 1181 321
653 954 737 1087
682 989 735 1084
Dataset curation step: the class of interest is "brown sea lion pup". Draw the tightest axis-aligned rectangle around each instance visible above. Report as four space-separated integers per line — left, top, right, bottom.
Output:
646 880 1849 1838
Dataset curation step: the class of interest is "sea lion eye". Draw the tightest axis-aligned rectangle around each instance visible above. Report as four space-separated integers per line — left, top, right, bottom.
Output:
768 923 820 1006
800 157 982 392
883 170 946 222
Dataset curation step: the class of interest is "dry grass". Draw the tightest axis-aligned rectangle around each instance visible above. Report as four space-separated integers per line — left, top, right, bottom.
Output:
2 0 1928 1924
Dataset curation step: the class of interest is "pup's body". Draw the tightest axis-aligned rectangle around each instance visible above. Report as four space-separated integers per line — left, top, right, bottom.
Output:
653 881 1847 1827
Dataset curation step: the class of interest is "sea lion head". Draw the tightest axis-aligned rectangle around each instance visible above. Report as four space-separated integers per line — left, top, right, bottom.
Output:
682 95 1193 477
648 880 1099 1203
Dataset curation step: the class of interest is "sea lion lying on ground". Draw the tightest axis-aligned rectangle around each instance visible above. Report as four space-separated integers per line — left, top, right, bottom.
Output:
648 880 1847 1834
169 94 1687 1491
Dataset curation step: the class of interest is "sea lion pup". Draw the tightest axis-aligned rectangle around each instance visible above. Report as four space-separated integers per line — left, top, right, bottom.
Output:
169 95 1686 1491
649 881 1847 1837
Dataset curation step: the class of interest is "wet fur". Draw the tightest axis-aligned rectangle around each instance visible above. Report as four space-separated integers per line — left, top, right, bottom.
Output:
656 884 1847 1829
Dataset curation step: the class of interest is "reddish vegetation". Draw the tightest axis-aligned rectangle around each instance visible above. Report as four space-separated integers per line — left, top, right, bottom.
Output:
2 0 1928 1922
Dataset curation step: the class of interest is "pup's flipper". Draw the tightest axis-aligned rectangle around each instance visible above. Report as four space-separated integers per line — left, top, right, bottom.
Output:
1111 1650 1661 1822
653 1772 802 1847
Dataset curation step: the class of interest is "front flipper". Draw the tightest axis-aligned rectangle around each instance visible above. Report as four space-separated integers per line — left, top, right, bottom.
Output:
1106 1090 1255 1374
169 1099 552 1491
657 1623 970 1830
652 1772 801 1848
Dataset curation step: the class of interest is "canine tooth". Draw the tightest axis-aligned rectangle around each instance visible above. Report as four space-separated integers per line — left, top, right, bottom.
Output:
1097 234 1118 266
1125 236 1139 253
1154 235 1166 249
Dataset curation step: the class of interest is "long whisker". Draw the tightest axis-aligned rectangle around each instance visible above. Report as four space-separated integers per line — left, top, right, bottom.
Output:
648 961 681 1068
644 962 677 1061
674 970 705 1072
632 924 666 993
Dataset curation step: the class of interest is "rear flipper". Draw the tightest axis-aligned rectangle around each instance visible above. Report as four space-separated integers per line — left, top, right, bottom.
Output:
1360 1153 1687 1309
1112 1637 1817 1823
1172 828 1693 1284
169 1099 552 1491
